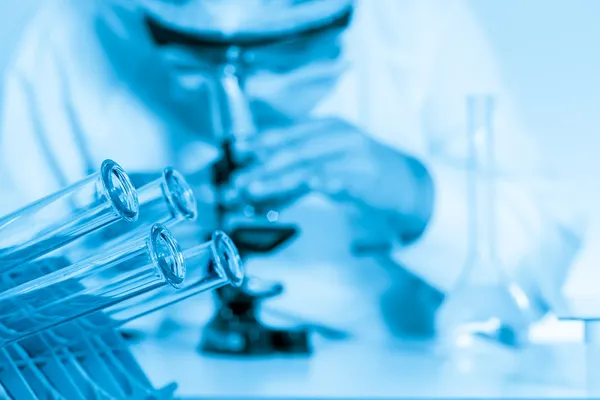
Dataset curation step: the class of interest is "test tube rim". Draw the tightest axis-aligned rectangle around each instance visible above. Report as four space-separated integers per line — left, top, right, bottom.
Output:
211 230 244 287
100 159 140 223
148 223 186 289
162 167 198 222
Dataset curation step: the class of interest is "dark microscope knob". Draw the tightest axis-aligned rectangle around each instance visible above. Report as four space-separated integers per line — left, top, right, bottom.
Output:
200 278 312 355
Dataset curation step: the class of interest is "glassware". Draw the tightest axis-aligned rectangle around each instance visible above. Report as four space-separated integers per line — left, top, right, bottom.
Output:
436 95 535 350
79 230 243 332
0 224 185 348
85 167 198 250
584 320 600 396
557 313 600 395
0 160 139 272
137 167 198 228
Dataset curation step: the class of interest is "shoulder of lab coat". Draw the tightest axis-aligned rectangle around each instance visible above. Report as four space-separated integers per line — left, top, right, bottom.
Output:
315 0 580 306
0 0 218 211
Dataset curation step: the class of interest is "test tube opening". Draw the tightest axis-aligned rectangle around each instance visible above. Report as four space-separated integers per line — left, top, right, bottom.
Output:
211 230 244 287
100 160 139 223
163 167 198 221
148 224 186 289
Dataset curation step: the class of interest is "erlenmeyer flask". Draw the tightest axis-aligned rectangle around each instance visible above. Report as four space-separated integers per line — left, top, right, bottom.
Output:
436 95 535 350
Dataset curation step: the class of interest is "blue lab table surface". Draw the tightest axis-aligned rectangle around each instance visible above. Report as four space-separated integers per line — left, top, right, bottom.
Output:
131 196 591 398
129 255 589 398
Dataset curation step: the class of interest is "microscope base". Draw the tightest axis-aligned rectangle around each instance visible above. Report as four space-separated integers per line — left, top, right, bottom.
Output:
199 317 312 356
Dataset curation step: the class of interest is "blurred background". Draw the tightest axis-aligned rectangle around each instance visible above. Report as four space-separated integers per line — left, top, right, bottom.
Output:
0 0 40 104
474 1 600 181
1 1 600 398
2 0 599 169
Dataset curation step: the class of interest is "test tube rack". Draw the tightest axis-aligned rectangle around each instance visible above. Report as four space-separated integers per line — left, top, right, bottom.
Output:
0 258 175 400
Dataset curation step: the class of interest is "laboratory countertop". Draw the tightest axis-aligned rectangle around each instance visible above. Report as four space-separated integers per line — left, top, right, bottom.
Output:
130 198 592 398
132 326 591 398
128 255 591 399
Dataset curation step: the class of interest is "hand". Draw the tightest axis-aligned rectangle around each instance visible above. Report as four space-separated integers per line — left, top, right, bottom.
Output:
231 117 434 242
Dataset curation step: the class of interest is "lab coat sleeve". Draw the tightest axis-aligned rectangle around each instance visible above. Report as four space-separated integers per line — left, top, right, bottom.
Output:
389 1 582 313
0 0 220 215
0 2 108 209
0 67 82 209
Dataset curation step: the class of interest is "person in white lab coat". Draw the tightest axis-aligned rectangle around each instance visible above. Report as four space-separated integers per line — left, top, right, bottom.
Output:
0 0 581 340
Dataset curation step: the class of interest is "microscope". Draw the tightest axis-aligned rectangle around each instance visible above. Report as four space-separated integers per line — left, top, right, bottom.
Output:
147 21 314 355
201 46 312 355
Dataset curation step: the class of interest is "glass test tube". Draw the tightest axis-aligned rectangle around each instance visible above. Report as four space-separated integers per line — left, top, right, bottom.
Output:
0 159 139 272
93 167 198 249
0 224 185 348
81 230 243 332
137 167 197 228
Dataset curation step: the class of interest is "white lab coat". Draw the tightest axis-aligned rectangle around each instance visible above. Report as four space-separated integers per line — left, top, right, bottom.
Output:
0 0 581 320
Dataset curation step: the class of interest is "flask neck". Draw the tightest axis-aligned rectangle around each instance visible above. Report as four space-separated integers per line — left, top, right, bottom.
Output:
463 96 501 283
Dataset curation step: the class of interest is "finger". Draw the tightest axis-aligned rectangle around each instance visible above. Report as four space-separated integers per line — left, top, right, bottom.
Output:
308 160 376 203
233 135 358 188
219 185 245 208
242 168 312 208
237 117 350 155
257 132 363 176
